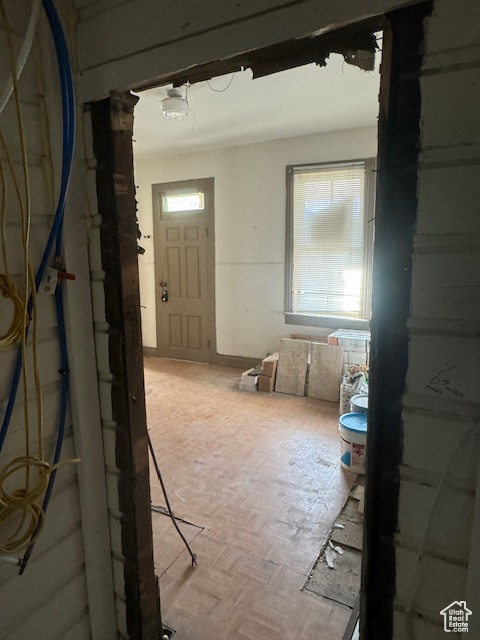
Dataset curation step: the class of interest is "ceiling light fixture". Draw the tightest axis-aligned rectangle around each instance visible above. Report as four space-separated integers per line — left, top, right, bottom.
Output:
161 87 188 120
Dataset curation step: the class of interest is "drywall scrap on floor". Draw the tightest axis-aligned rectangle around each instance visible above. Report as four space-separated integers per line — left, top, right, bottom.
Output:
304 480 364 608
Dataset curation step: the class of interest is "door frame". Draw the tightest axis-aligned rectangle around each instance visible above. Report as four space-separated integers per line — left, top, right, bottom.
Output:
151 177 216 363
89 5 431 638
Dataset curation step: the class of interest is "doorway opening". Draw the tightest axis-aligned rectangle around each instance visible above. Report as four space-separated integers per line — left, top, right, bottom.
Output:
89 4 428 639
133 25 380 640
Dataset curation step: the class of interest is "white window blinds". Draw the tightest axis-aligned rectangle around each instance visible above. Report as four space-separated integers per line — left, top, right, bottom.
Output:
290 161 368 317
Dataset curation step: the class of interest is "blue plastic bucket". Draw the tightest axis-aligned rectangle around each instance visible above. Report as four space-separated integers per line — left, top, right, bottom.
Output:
339 412 368 474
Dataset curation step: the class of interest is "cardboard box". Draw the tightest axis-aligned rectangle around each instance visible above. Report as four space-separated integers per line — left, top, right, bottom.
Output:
261 352 279 378
258 375 275 392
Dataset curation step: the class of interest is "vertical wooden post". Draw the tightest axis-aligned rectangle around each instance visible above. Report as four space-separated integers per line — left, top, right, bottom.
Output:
91 92 162 640
361 4 431 639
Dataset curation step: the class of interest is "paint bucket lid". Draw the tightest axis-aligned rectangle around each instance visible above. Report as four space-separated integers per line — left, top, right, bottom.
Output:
351 394 368 413
339 412 368 434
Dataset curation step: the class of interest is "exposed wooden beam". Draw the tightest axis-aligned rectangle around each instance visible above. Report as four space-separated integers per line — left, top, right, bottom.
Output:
133 19 383 93
91 92 162 640
361 3 432 639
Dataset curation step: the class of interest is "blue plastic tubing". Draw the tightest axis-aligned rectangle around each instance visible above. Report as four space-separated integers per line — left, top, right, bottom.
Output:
0 0 76 571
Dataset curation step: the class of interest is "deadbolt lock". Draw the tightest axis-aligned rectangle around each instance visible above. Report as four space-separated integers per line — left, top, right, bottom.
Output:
159 281 168 287
161 290 169 302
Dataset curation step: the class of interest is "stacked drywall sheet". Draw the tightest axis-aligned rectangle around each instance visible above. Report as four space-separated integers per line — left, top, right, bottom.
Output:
275 339 309 396
239 333 357 400
328 330 370 376
308 342 344 403
275 339 343 400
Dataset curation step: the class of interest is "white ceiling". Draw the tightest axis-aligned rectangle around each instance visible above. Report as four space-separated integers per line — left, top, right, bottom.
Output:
133 52 380 159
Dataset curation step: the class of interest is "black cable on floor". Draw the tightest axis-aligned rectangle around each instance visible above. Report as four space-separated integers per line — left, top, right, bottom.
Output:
147 432 198 567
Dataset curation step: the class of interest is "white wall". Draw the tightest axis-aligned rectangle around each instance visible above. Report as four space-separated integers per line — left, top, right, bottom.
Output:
0 3 117 640
74 0 414 103
394 1 480 636
136 126 377 356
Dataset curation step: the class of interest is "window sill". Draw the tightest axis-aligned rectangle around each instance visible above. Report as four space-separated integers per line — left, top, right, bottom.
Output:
284 312 370 331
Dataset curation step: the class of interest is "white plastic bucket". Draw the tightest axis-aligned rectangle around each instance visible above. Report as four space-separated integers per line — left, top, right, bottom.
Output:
339 412 368 474
350 393 368 413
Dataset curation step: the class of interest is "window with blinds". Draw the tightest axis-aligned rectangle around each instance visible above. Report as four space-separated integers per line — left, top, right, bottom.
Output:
286 160 374 320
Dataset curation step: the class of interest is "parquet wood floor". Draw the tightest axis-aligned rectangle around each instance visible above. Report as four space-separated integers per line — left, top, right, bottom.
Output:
144 357 356 640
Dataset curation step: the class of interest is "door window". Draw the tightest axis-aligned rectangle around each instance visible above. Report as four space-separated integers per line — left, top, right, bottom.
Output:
161 190 205 218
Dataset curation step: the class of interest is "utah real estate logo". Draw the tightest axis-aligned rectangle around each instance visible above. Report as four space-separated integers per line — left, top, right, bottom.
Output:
440 601 472 633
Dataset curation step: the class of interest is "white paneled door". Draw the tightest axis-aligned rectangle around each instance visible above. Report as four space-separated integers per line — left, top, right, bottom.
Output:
153 178 215 362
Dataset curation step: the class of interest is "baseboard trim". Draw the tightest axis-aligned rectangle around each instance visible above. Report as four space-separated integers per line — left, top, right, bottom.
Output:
142 349 260 370
143 346 158 358
215 353 260 370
